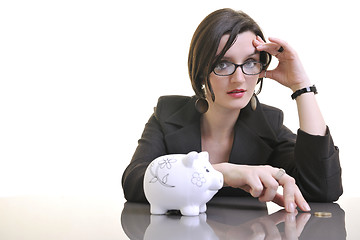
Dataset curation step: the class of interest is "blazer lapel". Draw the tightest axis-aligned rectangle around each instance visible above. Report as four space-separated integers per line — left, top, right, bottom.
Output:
229 98 277 165
163 96 202 154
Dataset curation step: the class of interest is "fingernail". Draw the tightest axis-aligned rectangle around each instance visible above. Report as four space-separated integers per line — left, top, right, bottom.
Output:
256 35 263 41
303 202 311 211
287 202 295 212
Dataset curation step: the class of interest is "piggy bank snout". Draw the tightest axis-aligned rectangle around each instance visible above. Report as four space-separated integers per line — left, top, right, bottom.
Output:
208 171 223 191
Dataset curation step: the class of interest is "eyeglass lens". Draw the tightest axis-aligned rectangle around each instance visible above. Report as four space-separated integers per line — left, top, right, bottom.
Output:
214 61 262 76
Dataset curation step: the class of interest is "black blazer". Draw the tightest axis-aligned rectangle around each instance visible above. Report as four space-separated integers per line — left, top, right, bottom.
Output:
122 95 343 202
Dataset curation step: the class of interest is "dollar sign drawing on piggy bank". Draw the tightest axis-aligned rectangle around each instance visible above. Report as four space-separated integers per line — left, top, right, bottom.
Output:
144 151 223 216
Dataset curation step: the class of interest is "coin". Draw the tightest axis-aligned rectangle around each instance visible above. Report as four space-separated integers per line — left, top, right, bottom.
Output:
314 212 332 218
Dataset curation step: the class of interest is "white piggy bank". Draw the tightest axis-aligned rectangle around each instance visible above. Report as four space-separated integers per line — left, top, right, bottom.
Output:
144 151 223 216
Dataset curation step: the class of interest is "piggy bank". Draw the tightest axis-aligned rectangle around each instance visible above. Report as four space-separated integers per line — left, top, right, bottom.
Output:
143 151 223 216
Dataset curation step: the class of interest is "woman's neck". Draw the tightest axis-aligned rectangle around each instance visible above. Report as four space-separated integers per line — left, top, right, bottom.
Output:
201 105 240 139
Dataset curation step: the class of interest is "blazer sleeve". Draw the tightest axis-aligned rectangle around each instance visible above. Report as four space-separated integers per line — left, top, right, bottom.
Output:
268 109 343 202
121 113 167 202
294 128 343 201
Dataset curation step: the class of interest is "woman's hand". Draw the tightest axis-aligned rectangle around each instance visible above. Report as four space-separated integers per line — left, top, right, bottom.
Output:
254 36 327 136
253 36 311 91
213 163 311 213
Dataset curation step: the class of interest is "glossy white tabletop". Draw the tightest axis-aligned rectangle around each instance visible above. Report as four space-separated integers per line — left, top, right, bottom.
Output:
0 195 358 239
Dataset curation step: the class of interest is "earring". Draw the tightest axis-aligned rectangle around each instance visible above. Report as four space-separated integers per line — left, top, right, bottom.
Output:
251 93 257 111
195 98 209 114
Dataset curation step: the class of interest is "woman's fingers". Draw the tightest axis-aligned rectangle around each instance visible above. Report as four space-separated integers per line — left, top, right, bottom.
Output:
254 36 292 58
271 169 297 212
283 179 297 212
258 175 279 202
254 35 311 90
268 37 290 50
278 174 311 212
241 166 279 201
254 37 283 56
222 164 311 213
271 192 285 208
244 175 264 197
294 187 311 212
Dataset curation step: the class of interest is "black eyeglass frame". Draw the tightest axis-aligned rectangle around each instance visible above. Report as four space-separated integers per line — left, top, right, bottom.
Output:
212 51 272 77
212 61 265 76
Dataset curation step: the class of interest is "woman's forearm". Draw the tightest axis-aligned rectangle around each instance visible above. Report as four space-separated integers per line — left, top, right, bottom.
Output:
293 88 326 136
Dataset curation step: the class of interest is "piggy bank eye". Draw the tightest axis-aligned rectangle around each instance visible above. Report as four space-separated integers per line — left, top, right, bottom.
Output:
206 169 210 173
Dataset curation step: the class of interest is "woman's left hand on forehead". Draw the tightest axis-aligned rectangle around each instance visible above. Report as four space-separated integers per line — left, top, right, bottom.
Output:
253 36 311 91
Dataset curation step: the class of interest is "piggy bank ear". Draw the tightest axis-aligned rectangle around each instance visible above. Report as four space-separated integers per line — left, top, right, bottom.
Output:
198 151 209 160
183 151 198 168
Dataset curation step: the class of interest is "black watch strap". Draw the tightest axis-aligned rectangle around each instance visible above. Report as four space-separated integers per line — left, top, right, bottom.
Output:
291 85 318 100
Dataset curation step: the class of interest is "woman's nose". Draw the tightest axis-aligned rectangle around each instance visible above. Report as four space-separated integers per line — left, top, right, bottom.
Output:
230 67 246 83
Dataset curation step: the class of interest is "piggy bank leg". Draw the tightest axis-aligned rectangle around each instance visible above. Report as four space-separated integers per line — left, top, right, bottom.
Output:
199 204 207 213
150 205 168 215
180 206 200 216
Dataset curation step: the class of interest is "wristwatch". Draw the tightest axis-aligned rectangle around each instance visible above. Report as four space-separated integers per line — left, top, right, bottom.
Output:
291 85 318 100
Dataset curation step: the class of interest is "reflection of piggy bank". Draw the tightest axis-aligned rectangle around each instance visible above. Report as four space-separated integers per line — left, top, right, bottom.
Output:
144 214 219 240
144 151 223 216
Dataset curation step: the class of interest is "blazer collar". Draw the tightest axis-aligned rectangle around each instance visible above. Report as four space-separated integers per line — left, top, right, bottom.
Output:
236 97 277 141
163 96 277 155
165 96 200 127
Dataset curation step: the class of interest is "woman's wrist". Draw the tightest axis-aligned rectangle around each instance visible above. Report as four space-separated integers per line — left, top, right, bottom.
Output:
212 162 229 175
290 80 312 92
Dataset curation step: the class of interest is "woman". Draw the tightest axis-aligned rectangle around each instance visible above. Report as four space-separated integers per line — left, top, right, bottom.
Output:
122 8 342 212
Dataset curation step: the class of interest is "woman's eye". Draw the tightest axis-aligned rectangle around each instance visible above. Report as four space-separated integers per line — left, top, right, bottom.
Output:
244 61 256 68
215 62 230 70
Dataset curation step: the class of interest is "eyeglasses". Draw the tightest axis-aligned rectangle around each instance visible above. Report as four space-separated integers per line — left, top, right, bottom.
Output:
213 60 264 76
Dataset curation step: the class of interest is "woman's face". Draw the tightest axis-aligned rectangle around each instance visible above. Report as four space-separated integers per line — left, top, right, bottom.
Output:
208 31 260 112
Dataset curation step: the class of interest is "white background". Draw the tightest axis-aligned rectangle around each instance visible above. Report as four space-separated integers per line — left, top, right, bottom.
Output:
1 0 359 198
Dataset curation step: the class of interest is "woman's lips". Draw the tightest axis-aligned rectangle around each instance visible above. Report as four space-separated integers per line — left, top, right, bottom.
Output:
227 89 246 98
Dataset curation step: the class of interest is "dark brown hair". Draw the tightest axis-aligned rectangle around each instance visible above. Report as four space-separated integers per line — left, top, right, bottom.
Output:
188 8 271 101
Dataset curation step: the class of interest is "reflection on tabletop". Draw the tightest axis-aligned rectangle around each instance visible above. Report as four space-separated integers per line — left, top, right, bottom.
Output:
121 197 346 240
